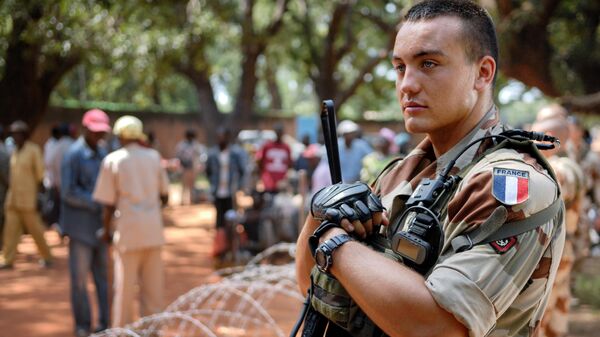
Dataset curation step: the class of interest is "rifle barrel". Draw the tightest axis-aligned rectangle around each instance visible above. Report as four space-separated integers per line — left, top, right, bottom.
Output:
320 100 342 184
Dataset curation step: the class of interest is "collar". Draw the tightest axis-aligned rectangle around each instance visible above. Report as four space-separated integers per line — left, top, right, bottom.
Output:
436 105 501 174
406 105 502 175
124 142 142 150
77 137 105 159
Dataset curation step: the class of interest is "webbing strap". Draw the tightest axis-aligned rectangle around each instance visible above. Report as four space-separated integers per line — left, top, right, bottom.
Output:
451 206 507 252
451 198 564 252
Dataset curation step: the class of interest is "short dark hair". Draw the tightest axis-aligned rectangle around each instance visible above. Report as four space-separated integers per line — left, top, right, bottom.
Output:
404 0 498 82
217 126 231 138
185 129 196 138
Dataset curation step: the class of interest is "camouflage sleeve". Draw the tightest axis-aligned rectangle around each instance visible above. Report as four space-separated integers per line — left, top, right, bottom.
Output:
549 157 584 204
549 157 584 236
425 154 563 337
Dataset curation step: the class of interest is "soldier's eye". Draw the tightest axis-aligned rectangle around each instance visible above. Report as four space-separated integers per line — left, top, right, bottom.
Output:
422 60 436 69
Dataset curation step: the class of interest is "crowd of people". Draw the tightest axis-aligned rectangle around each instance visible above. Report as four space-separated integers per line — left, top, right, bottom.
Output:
0 99 599 337
0 109 413 336
174 120 416 264
0 111 167 337
2 2 600 337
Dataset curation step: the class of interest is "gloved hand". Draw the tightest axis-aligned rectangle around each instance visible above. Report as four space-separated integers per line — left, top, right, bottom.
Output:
311 182 385 239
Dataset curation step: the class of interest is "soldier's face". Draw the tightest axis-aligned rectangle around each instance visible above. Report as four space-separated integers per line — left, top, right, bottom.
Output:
392 16 480 137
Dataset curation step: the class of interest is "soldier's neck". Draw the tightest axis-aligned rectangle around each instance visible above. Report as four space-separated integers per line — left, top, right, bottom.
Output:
430 100 493 158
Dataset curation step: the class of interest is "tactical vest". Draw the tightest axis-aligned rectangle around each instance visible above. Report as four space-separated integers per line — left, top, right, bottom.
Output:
305 136 563 337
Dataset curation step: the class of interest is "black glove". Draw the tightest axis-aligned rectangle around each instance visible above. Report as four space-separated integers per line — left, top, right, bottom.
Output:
311 182 384 224
309 183 385 256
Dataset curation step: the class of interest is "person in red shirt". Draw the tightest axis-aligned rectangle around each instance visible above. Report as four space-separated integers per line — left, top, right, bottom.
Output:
256 123 292 194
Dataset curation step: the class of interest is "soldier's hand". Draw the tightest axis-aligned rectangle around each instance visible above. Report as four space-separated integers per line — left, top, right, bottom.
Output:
96 228 113 244
311 182 386 239
102 231 113 244
338 207 388 239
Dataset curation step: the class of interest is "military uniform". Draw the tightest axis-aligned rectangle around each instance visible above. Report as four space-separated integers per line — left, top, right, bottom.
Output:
581 149 600 250
371 108 564 337
536 156 584 337
569 140 597 266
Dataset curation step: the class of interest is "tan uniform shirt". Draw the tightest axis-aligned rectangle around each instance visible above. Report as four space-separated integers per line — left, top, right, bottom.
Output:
375 108 564 337
537 155 583 337
5 141 44 211
549 156 584 239
93 143 169 252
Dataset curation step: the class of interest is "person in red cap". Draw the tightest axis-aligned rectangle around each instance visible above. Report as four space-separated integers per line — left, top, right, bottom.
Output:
61 109 112 336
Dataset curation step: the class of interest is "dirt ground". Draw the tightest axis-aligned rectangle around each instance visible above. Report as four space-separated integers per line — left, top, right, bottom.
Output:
1 203 599 337
0 204 225 337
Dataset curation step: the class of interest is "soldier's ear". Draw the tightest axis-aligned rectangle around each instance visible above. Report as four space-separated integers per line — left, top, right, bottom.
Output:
474 55 495 92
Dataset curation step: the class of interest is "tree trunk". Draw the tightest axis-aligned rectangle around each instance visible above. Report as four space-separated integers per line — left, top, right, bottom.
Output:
183 67 223 145
500 24 560 97
0 39 47 128
0 4 79 130
265 60 283 112
232 47 262 130
560 91 600 114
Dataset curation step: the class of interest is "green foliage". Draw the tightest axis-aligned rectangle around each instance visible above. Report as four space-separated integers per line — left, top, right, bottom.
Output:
271 0 407 119
3 0 599 123
49 0 198 112
547 0 600 95
0 0 118 66
573 273 600 309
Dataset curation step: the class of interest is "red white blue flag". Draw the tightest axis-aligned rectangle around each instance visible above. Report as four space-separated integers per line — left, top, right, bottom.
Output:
492 167 529 205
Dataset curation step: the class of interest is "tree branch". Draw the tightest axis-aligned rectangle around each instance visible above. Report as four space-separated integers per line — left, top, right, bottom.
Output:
40 53 81 95
495 0 562 97
325 2 350 73
241 0 255 47
334 4 355 61
296 0 320 70
560 91 600 114
266 0 290 37
496 0 513 17
335 50 387 106
359 9 396 32
539 0 562 24
173 37 221 117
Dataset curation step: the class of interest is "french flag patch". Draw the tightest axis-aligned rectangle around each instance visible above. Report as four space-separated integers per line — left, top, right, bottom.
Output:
492 167 529 205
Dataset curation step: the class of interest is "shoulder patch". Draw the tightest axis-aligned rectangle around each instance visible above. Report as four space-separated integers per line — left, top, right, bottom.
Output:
492 167 529 205
490 237 518 254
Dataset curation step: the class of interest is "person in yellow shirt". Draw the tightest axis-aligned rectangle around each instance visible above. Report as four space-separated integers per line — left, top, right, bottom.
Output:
1 121 52 269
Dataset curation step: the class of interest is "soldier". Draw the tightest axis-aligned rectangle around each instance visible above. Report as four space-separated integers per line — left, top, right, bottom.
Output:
535 104 568 123
532 117 584 337
539 108 590 267
571 118 598 265
586 127 600 217
295 1 565 337
587 131 600 250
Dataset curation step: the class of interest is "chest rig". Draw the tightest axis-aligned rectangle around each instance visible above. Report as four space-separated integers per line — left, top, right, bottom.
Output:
384 130 562 275
301 130 563 337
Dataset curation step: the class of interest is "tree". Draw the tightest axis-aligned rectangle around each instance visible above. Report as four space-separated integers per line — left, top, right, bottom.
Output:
286 0 402 116
492 0 600 113
168 0 291 136
0 0 119 128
